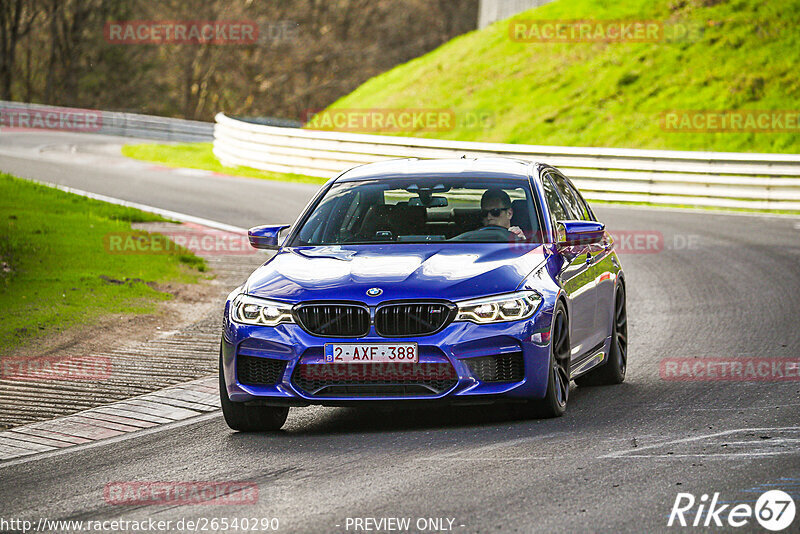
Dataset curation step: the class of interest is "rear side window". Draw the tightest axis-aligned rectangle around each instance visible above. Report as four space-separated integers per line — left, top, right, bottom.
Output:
541 173 569 222
549 171 586 220
566 181 594 221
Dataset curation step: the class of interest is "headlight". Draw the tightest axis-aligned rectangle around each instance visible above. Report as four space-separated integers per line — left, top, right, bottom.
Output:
230 294 295 327
455 291 542 324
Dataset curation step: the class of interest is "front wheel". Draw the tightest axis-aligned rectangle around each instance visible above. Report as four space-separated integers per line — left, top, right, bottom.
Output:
523 301 570 418
219 348 289 432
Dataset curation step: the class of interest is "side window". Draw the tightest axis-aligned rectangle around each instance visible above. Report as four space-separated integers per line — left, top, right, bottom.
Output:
549 171 584 220
567 182 594 221
541 173 570 222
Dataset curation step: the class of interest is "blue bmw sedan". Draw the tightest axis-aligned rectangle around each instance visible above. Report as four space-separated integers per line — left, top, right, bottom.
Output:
220 158 627 431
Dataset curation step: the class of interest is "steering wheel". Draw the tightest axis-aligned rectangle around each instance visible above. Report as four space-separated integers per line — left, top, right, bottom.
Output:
450 225 514 242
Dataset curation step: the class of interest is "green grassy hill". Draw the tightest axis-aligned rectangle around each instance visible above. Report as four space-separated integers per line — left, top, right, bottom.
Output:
325 0 800 153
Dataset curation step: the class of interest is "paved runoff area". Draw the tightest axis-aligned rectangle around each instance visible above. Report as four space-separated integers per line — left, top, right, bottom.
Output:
0 376 217 461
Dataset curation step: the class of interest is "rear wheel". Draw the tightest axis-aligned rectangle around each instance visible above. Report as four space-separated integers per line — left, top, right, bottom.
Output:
575 283 627 387
524 301 570 418
219 348 289 432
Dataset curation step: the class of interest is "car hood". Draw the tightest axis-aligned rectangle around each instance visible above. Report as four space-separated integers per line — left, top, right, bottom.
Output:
245 244 548 303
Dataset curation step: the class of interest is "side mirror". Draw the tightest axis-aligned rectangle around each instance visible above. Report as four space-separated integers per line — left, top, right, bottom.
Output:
556 220 605 246
248 225 291 250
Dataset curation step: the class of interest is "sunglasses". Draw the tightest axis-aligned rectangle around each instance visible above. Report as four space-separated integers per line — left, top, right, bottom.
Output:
481 207 509 217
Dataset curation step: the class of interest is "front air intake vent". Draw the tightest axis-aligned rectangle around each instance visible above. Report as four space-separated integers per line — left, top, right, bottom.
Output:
375 302 455 337
237 356 287 386
294 303 370 337
292 362 458 397
465 352 525 383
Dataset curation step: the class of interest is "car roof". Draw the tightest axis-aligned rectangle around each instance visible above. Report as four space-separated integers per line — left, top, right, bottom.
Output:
335 157 540 183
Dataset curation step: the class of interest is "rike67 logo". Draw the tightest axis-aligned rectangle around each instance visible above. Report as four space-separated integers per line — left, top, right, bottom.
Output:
669 490 796 531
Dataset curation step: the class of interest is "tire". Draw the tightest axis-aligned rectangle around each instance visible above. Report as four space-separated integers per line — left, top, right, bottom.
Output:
523 301 570 418
575 282 627 387
219 348 289 432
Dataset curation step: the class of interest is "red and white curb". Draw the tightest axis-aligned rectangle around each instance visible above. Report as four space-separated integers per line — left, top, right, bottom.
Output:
0 377 218 461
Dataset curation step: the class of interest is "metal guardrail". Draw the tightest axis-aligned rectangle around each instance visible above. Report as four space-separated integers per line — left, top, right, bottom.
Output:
478 0 555 29
1 100 213 142
213 112 800 211
6 101 796 211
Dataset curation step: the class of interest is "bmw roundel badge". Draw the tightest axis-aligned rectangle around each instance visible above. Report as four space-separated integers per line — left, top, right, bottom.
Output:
366 287 383 297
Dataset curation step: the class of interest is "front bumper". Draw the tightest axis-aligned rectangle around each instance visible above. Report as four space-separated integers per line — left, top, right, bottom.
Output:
221 303 555 406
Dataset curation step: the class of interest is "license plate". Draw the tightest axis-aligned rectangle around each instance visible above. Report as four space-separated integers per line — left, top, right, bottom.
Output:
324 343 418 363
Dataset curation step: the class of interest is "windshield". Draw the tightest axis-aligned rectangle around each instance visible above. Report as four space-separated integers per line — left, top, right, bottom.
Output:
289 177 541 246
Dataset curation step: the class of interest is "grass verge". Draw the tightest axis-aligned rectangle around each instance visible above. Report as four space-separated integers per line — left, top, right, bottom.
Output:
0 173 207 355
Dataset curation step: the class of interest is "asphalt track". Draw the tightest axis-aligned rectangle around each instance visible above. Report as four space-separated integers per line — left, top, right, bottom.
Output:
1 131 799 533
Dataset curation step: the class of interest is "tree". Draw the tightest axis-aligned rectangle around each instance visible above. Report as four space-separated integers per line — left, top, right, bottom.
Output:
0 0 38 100
6 0 479 119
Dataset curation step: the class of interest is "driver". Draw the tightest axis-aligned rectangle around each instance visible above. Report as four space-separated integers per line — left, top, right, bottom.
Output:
481 188 525 240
